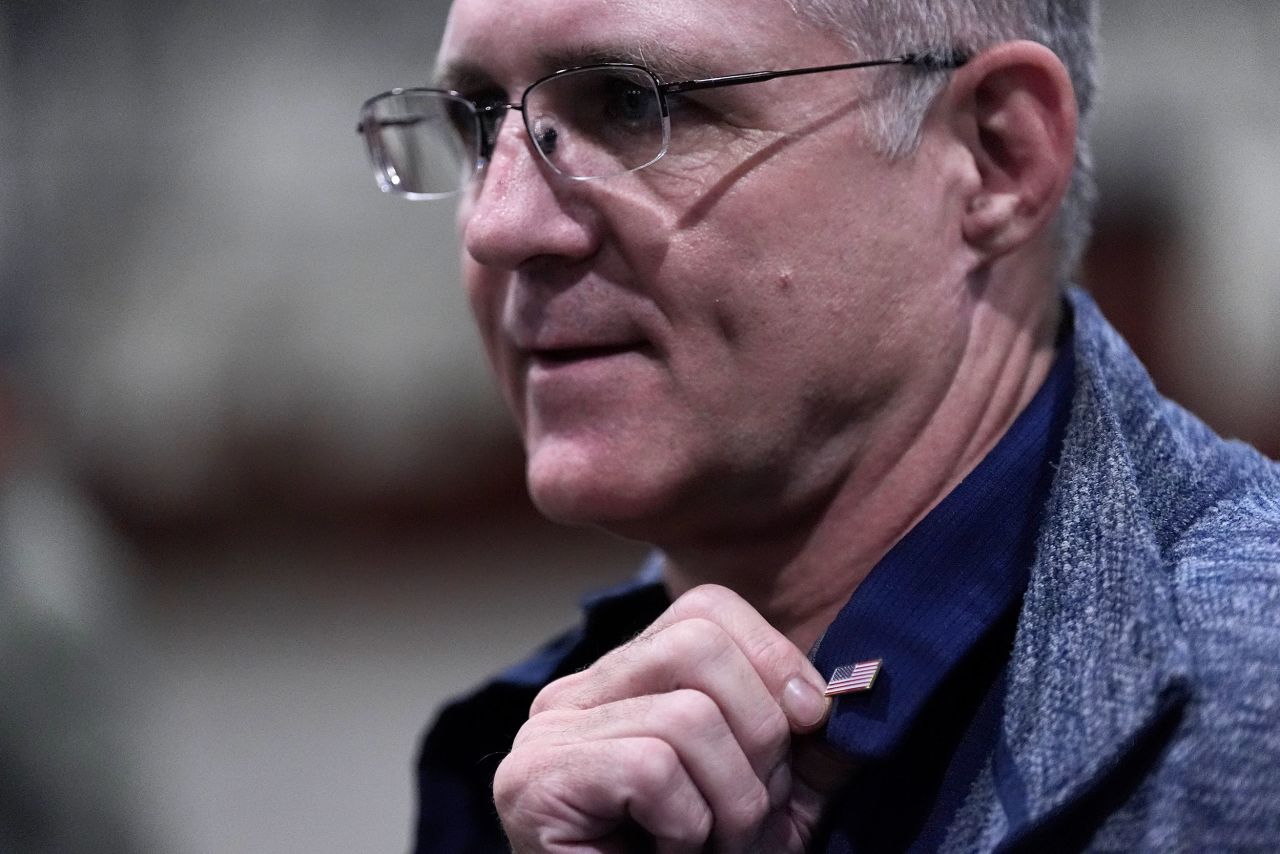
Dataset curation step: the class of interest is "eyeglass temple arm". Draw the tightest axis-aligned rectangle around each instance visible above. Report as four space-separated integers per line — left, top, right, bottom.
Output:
356 99 522 134
354 48 971 133
662 49 969 95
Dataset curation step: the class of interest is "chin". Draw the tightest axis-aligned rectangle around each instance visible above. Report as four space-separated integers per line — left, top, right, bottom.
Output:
524 443 683 538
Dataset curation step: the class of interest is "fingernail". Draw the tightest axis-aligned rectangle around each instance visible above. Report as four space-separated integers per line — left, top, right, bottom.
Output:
782 676 829 729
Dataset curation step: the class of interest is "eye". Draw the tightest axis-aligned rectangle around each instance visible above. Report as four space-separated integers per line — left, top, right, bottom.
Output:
531 118 559 155
521 65 667 174
598 74 659 128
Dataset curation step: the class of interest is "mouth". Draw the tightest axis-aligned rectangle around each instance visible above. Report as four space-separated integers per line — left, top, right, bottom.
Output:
528 342 651 367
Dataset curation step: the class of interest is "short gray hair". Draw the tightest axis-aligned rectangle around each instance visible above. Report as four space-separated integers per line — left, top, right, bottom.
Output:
792 0 1099 279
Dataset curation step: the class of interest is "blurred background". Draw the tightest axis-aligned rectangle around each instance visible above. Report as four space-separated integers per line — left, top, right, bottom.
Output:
0 1 1276 851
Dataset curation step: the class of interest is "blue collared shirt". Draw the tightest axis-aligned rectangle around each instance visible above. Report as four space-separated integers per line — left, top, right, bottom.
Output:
811 333 1074 851
414 325 1075 853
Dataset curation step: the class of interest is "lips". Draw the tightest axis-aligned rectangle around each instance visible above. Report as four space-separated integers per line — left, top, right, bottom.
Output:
503 284 655 371
529 342 650 366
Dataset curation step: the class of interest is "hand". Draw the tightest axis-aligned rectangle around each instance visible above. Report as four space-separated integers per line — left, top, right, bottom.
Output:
493 584 846 853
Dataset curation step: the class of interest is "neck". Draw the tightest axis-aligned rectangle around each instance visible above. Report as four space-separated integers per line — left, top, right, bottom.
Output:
660 270 1062 652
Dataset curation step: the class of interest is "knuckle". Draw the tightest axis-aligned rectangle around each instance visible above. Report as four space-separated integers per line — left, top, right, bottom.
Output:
509 716 538 750
492 749 537 813
749 633 805 682
656 688 722 736
492 749 586 850
661 616 731 662
528 670 584 715
686 805 715 847
625 737 683 793
509 707 571 748
673 583 742 617
527 686 556 717
623 740 713 846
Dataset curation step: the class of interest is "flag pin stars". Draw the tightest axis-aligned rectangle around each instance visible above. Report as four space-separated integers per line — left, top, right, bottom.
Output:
824 659 883 697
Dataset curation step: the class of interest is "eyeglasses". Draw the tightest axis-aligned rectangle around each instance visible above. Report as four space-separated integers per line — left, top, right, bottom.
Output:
356 49 968 200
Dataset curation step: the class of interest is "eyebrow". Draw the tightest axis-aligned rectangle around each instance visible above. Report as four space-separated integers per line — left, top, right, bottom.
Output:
537 43 708 80
431 61 493 93
433 40 710 92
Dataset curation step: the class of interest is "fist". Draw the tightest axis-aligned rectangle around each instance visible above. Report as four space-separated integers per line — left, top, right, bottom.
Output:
493 584 842 853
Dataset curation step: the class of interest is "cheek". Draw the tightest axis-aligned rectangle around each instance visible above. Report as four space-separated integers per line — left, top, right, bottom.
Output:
462 258 498 351
463 260 526 415
647 194 915 422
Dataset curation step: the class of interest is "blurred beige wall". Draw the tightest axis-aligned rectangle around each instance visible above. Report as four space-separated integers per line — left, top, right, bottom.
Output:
1090 2 1280 455
1 2 1278 852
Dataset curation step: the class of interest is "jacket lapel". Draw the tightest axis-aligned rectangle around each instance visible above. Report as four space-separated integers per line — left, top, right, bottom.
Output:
960 291 1195 850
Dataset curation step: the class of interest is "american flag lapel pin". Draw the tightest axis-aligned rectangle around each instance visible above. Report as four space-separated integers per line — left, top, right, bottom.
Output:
824 659 883 697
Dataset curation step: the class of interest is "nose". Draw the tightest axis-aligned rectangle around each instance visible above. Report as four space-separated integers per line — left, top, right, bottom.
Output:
461 111 599 271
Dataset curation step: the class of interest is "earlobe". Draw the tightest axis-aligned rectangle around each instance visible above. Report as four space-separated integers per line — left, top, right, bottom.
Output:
949 41 1078 261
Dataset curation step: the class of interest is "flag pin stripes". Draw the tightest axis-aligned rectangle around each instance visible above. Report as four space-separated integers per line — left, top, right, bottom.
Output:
824 659 883 697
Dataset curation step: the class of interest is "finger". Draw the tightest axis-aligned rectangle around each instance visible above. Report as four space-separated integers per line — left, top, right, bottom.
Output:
538 584 830 731
516 690 773 850
661 585 830 733
495 736 712 854
531 614 789 781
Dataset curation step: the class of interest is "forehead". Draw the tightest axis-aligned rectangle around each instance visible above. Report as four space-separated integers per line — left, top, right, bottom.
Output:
438 0 816 83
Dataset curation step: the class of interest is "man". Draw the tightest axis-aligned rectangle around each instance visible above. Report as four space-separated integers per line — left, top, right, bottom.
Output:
357 0 1280 850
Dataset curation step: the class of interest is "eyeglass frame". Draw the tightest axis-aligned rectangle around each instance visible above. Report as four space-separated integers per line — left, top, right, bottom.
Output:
356 48 970 198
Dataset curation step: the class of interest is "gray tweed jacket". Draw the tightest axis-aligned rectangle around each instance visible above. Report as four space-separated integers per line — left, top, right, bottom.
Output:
942 288 1280 852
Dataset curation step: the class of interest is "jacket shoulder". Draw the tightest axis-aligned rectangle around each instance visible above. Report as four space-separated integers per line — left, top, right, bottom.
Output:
1067 286 1280 587
1051 290 1280 848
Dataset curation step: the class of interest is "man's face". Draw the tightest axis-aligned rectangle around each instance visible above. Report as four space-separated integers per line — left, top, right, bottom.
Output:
438 0 973 545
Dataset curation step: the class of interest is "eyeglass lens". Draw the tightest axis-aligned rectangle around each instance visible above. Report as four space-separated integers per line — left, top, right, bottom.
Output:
524 65 668 180
360 65 670 198
362 90 480 198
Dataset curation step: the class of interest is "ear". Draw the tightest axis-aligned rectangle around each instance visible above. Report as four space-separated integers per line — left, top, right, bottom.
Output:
942 41 1078 261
